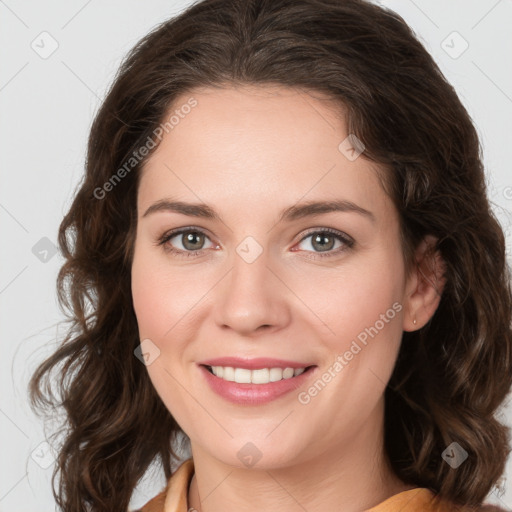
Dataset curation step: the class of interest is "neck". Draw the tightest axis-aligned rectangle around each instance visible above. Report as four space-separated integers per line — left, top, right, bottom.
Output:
187 399 413 512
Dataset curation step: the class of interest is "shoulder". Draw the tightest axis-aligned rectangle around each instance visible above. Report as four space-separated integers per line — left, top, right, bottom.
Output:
132 458 195 512
133 489 167 512
370 487 509 512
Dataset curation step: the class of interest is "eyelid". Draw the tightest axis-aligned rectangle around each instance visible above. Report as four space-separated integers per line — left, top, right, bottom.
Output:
297 227 354 244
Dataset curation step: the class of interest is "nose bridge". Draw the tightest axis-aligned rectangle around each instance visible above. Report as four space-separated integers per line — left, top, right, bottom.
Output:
213 236 289 334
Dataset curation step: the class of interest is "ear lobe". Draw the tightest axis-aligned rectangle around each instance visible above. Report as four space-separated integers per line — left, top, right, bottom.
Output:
403 235 447 332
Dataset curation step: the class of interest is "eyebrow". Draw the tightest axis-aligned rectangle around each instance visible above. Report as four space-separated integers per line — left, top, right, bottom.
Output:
142 198 375 224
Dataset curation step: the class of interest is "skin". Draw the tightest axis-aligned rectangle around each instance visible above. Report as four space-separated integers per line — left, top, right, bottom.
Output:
131 84 445 512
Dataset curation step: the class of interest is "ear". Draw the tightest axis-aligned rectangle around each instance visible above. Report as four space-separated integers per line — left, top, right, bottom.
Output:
403 234 446 332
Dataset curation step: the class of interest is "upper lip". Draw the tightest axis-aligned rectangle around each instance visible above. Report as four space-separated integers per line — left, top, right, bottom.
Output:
199 357 315 370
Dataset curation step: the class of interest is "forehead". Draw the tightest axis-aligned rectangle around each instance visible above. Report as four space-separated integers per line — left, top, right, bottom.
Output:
137 85 392 222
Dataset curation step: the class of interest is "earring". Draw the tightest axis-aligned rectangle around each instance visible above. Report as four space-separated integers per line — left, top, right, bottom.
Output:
413 318 417 325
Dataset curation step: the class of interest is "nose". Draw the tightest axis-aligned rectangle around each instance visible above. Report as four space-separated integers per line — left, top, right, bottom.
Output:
213 246 291 336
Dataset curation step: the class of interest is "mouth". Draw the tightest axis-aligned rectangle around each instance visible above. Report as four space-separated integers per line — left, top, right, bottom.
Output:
201 364 316 384
199 361 319 405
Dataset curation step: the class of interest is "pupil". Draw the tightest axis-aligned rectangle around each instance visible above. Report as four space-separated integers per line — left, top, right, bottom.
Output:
183 232 203 250
313 233 334 252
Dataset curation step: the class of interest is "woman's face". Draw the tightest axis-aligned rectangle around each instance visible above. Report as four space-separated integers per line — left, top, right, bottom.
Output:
131 85 417 469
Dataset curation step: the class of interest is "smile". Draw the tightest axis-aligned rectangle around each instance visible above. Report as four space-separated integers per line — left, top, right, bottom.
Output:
199 363 317 405
206 365 307 384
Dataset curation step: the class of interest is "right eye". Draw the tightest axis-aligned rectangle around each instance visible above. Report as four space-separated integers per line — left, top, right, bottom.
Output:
157 228 216 257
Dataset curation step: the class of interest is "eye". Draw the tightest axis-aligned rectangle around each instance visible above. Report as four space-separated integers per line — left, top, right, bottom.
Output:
156 226 354 259
294 228 354 258
157 228 216 256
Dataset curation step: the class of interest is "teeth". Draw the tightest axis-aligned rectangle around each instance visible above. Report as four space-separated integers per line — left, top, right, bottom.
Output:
252 368 269 384
234 368 251 383
210 366 307 384
269 367 283 382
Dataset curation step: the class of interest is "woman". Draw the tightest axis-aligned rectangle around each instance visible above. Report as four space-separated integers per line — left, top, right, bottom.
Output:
29 0 512 511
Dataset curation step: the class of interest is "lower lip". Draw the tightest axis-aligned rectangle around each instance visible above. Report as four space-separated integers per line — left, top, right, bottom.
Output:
199 365 317 405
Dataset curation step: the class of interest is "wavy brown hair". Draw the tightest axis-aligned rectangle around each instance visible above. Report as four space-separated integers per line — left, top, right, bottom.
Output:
28 0 512 510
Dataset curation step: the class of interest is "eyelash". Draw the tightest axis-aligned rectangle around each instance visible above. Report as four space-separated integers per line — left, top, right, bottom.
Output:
156 227 355 259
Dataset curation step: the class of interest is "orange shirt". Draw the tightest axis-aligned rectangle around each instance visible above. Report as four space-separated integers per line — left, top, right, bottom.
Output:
135 458 504 512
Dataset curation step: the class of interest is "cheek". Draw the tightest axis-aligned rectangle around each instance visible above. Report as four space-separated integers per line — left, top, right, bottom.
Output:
131 248 195 422
301 262 405 419
131 244 202 341
294 255 403 341
131 259 168 339
294 250 406 392
343 262 404 373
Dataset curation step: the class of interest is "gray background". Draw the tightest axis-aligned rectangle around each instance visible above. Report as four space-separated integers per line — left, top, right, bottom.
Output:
1 0 511 510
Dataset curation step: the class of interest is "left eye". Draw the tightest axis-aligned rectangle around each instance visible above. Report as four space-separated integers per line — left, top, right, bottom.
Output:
296 230 352 253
